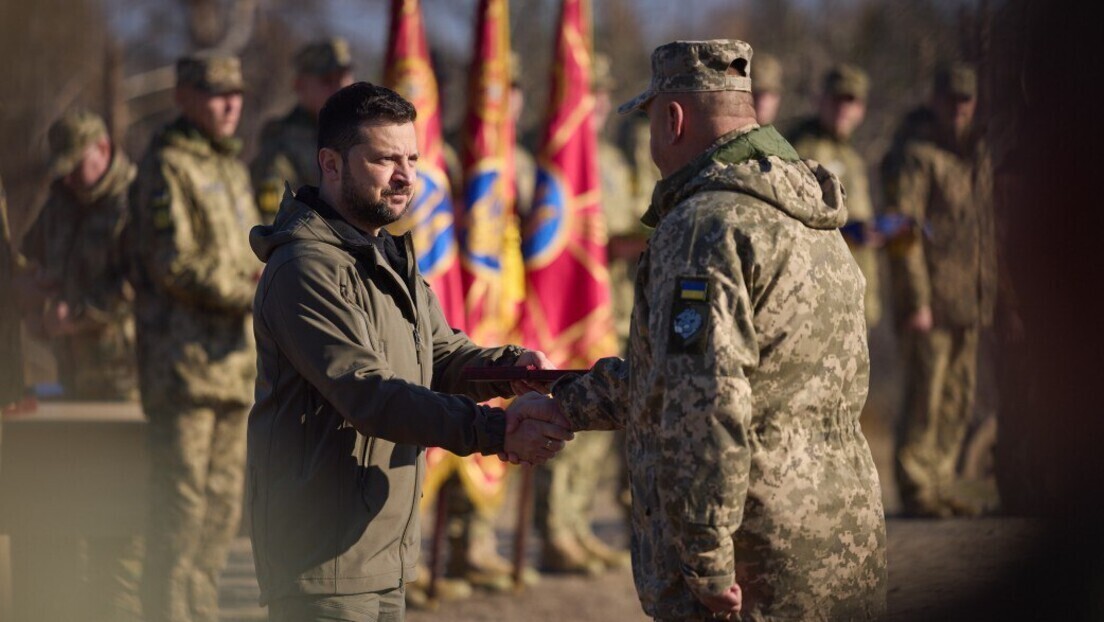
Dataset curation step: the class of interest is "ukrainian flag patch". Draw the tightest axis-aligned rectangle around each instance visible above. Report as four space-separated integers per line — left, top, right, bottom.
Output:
678 278 708 301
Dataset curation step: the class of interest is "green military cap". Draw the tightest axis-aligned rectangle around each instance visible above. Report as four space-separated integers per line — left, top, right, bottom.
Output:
619 39 753 115
592 52 616 92
47 108 108 178
934 62 977 99
754 52 783 94
294 37 353 75
176 52 245 94
824 63 870 100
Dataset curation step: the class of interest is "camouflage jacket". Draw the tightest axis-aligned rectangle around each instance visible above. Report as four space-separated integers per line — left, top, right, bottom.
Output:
129 117 261 413
789 118 881 328
0 174 23 405
554 126 887 621
21 154 137 400
251 106 319 223
882 108 997 328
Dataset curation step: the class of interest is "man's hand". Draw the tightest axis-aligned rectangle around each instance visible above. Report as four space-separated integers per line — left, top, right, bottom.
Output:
499 392 574 465
509 349 556 396
42 301 79 338
906 305 933 333
697 583 742 620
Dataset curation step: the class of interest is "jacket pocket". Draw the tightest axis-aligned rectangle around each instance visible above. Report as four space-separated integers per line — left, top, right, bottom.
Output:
300 391 323 477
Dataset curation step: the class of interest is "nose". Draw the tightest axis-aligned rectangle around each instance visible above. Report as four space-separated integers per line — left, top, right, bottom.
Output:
395 159 416 185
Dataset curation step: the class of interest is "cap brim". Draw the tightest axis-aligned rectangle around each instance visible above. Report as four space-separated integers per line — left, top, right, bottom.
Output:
617 87 655 115
48 153 80 179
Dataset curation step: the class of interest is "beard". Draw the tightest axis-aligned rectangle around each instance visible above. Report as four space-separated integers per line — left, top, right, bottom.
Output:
341 164 413 229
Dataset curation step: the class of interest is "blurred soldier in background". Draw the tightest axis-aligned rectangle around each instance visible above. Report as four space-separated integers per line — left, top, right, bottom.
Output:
752 52 783 126
128 53 261 622
883 63 997 518
19 109 138 400
251 37 354 224
14 108 142 621
533 53 633 577
789 64 881 329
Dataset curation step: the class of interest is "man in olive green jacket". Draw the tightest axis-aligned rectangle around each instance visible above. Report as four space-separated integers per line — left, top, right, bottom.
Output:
247 82 570 620
129 54 261 622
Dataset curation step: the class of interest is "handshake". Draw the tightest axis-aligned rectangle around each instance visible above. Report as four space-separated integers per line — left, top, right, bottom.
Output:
498 350 575 466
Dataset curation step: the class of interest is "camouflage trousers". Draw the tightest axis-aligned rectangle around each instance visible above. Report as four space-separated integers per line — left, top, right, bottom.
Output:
535 430 616 541
895 326 979 514
143 403 248 622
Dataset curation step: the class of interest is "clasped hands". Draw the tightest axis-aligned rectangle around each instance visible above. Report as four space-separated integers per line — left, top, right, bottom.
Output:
499 350 574 466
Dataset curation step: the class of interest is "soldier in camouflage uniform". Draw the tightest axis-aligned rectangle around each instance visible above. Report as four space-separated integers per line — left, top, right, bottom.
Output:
882 63 997 517
20 109 138 400
789 65 882 328
751 52 783 127
533 53 632 576
15 109 143 621
129 54 261 622
509 40 887 621
251 38 354 224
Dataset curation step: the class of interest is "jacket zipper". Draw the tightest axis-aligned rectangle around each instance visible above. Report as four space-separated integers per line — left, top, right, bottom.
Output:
396 454 421 587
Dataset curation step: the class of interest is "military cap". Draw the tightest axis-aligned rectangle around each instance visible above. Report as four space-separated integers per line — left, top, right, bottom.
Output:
824 63 870 100
934 62 977 99
754 52 783 94
294 37 353 75
592 52 616 92
176 52 245 94
619 39 753 115
47 108 108 178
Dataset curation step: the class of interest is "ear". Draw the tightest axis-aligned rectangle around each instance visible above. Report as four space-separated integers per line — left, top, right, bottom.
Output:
318 147 342 183
665 100 685 144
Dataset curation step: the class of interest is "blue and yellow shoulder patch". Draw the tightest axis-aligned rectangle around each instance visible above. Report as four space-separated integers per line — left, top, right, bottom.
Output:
678 277 709 301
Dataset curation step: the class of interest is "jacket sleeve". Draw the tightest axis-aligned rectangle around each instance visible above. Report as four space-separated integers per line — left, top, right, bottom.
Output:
261 255 505 455
653 210 758 601
884 146 932 317
551 356 630 431
421 277 525 402
131 160 255 313
69 203 132 330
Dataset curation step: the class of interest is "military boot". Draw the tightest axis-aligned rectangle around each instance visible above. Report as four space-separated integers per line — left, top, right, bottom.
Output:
405 563 473 610
576 530 631 570
541 534 604 575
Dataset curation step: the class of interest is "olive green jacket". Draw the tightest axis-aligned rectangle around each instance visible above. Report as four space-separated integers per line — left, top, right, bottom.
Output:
247 186 523 603
251 106 319 224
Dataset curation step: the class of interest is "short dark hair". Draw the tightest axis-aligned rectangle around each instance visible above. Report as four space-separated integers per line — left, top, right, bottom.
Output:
317 81 417 155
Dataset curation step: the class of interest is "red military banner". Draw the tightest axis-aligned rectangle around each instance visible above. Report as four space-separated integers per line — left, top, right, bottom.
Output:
458 0 519 347
520 0 616 367
384 0 466 329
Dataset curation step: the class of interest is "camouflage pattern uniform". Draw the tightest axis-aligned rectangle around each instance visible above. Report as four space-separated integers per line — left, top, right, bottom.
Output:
789 64 881 328
882 64 997 517
0 173 22 410
21 110 138 400
250 38 352 224
129 55 260 622
553 41 887 621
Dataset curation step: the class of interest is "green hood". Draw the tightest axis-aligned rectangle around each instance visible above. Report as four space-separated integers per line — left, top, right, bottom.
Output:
250 185 372 264
645 125 848 231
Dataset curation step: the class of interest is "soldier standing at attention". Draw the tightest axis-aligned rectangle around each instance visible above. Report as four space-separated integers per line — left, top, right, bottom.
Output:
128 53 261 622
251 37 354 224
751 52 783 127
883 63 997 517
507 40 887 621
789 64 882 329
